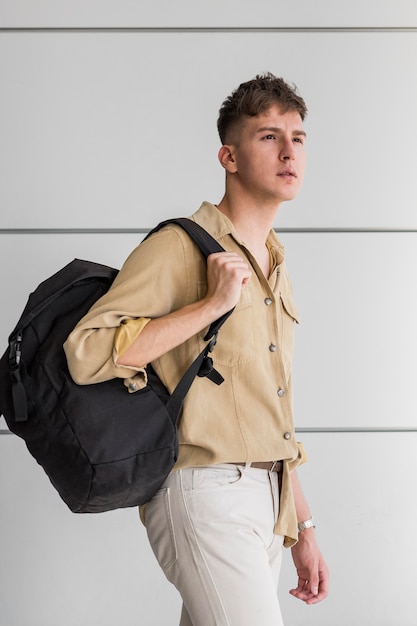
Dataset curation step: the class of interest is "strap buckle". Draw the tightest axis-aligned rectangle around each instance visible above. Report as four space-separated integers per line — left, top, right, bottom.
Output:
207 332 218 353
9 332 23 370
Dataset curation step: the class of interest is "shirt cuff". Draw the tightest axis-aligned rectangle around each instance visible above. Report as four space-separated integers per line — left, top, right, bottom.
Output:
113 317 151 361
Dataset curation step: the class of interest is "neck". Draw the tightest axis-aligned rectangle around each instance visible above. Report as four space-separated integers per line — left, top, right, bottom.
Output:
217 191 278 240
216 195 278 277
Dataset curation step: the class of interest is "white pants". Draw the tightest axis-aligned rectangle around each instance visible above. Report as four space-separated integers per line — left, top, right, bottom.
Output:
144 464 284 626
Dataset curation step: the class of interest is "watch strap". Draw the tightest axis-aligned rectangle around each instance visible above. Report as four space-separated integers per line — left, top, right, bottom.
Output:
297 517 315 532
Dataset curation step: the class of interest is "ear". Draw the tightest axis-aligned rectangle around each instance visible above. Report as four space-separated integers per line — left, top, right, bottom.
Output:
218 145 238 173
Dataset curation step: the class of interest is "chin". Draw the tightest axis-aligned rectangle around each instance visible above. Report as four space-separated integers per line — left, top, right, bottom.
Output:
279 192 299 204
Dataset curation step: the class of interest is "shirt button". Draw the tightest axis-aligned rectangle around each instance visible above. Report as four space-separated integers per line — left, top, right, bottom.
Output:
277 388 286 397
264 297 273 305
283 432 292 440
129 383 138 391
269 344 277 352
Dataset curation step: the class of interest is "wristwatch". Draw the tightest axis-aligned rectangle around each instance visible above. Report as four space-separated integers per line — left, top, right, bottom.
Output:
297 517 315 532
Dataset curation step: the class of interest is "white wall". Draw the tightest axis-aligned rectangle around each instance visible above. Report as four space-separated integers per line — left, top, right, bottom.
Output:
1 2 416 625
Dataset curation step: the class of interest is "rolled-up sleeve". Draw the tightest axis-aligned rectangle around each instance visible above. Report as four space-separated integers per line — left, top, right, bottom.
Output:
64 226 190 386
113 317 151 361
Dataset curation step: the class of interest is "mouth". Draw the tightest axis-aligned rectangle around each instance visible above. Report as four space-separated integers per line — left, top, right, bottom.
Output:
277 170 297 178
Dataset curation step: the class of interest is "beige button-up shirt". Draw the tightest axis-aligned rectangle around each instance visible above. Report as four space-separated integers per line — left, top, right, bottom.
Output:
64 202 306 546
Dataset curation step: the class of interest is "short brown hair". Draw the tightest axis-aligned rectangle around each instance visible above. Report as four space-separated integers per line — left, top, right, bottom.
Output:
217 72 307 144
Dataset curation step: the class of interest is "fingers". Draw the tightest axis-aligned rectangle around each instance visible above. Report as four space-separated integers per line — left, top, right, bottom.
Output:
208 252 252 285
289 568 329 605
208 251 251 271
206 252 252 313
289 577 315 602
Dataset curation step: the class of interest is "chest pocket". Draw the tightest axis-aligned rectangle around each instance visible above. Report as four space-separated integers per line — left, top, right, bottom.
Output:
197 282 255 367
279 290 300 380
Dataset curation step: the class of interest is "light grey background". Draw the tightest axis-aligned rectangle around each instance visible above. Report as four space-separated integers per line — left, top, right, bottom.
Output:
1 1 416 625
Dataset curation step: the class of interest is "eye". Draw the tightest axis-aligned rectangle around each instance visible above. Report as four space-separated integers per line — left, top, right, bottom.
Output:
262 134 276 140
293 136 304 145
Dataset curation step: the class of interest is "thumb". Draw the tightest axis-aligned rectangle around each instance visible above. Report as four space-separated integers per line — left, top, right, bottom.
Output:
309 575 319 596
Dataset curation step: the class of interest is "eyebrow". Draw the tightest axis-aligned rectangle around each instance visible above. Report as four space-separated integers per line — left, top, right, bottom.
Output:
256 126 307 138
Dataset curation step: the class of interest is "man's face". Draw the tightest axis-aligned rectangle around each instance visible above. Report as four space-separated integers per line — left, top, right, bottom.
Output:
227 104 307 207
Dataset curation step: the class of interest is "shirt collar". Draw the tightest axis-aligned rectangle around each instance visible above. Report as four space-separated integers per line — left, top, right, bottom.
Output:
192 201 286 265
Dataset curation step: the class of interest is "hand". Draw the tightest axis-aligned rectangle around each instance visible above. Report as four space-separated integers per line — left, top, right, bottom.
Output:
205 252 252 316
290 529 329 605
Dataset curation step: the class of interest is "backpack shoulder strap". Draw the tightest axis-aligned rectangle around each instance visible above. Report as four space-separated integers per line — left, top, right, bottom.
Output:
146 218 234 341
145 218 236 413
148 217 224 258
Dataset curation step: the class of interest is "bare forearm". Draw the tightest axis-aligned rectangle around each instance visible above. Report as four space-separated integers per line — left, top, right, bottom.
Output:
117 251 252 368
291 470 312 523
116 297 221 368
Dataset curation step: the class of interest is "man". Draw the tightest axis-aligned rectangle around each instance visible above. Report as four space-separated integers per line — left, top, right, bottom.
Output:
65 72 329 625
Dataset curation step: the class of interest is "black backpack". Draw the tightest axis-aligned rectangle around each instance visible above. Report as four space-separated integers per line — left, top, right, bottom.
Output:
0 218 232 513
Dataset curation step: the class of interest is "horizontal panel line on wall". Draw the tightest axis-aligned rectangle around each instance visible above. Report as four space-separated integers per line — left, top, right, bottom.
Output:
1 27 417 33
2 427 417 435
1 228 417 235
296 427 417 433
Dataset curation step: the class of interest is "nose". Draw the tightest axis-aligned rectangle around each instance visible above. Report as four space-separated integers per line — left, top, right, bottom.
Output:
279 137 295 161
